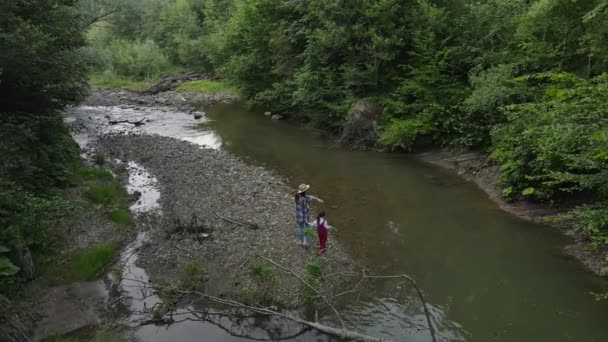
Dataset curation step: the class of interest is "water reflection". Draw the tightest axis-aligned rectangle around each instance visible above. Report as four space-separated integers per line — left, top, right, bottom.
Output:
126 161 161 213
66 105 223 149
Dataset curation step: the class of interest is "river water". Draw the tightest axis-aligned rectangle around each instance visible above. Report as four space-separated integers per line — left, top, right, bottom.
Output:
199 103 608 342
69 100 608 341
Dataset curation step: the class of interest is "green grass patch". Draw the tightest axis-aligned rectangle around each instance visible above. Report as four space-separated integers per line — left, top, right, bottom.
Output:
69 244 116 280
176 80 239 95
250 258 276 283
84 183 126 206
71 167 113 183
89 72 153 91
180 260 206 290
45 244 117 283
109 208 133 226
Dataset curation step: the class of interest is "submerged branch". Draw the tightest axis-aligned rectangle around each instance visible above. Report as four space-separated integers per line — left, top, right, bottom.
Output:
363 274 437 342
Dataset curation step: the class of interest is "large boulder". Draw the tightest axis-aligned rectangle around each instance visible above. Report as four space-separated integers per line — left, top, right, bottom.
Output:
338 100 382 148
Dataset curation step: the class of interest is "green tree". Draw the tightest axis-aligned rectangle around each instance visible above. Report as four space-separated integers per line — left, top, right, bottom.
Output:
1 0 87 287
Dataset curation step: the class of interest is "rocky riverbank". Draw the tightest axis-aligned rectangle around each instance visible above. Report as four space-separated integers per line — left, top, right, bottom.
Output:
73 85 355 337
96 134 354 305
78 85 355 305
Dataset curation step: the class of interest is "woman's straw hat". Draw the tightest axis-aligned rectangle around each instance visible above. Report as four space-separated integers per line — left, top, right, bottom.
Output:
298 184 310 193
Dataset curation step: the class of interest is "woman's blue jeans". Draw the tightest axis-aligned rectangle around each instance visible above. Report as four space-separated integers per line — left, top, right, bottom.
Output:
297 222 308 244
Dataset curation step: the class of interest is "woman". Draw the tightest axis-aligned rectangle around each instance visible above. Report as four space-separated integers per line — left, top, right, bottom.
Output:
295 184 324 246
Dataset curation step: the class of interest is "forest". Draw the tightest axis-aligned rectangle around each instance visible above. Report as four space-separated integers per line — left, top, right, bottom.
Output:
1 0 608 285
85 0 608 255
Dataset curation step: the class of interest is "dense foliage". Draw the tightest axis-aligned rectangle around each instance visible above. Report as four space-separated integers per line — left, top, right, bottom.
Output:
0 0 88 287
2 0 607 281
87 0 608 257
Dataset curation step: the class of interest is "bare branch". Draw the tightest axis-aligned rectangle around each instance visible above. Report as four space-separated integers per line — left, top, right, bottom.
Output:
122 277 389 342
363 274 437 342
254 254 346 331
87 7 120 26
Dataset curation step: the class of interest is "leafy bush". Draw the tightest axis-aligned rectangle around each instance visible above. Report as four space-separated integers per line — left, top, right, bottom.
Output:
492 72 608 251
0 182 78 260
0 246 19 277
558 204 608 250
454 64 526 147
379 114 434 150
492 73 608 201
107 39 173 80
0 114 80 193
300 260 324 304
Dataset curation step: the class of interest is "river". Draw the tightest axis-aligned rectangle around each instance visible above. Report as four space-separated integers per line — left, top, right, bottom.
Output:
198 102 608 342
69 97 608 341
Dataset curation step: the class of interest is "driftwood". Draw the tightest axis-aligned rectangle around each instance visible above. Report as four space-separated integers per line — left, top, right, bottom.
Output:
124 277 389 342
108 117 146 126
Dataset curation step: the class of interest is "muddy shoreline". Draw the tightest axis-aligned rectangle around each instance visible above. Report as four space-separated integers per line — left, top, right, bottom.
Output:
417 150 606 276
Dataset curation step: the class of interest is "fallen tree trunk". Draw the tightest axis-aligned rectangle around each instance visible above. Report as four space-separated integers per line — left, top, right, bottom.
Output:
124 277 390 342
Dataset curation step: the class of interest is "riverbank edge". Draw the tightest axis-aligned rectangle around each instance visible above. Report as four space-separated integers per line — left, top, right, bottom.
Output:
416 149 606 276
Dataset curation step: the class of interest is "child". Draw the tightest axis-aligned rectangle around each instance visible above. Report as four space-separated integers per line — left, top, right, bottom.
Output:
315 211 329 254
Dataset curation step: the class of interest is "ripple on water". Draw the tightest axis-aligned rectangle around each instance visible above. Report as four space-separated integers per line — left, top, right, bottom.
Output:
340 295 469 342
